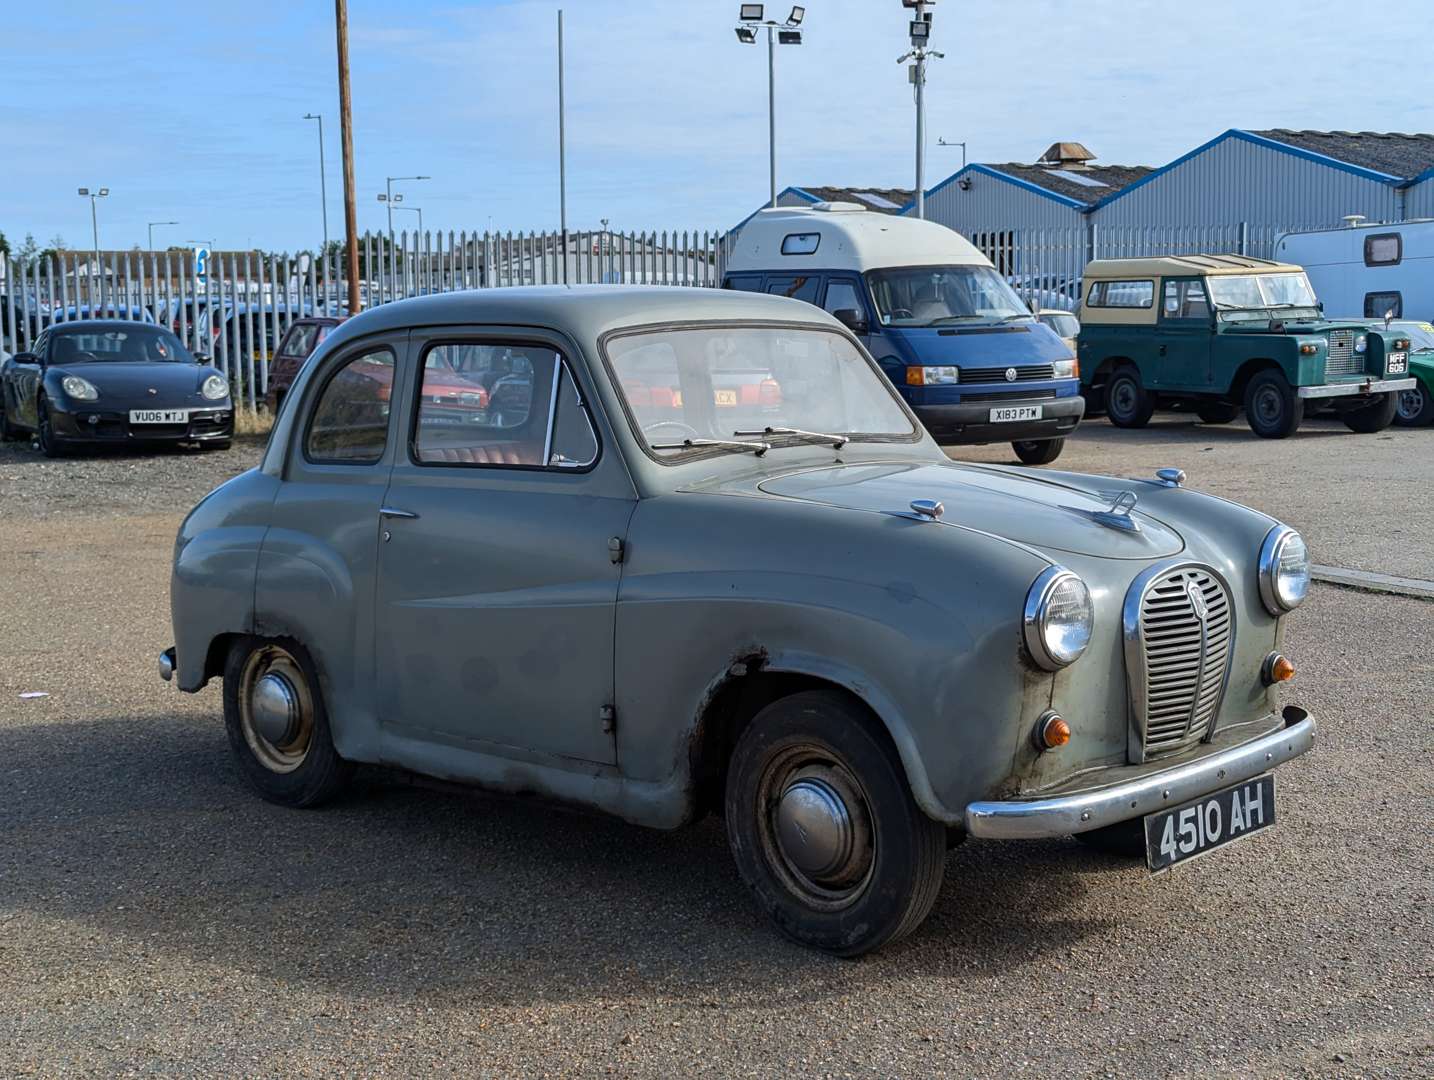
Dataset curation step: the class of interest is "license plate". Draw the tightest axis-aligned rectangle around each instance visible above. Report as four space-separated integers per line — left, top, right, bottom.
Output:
1145 775 1275 873
1387 351 1408 374
129 409 188 424
989 405 1042 423
714 389 738 406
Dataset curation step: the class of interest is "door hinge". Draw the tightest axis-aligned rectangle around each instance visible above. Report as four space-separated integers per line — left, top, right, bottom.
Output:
600 704 616 734
608 536 625 564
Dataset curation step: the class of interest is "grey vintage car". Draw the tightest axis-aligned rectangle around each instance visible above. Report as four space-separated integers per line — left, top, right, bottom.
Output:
163 286 1316 955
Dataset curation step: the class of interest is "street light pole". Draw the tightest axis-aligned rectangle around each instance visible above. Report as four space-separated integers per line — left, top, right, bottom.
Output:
767 24 776 207
735 6 806 209
899 1 943 220
383 175 431 239
304 113 330 255
938 137 967 168
148 220 178 253
558 8 567 281
77 187 109 307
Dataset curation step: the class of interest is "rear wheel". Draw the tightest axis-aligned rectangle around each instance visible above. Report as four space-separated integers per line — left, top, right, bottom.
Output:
1074 818 1145 859
1341 391 1398 433
1394 381 1434 427
1011 438 1064 465
222 636 352 807
1195 401 1240 425
725 690 946 956
1243 371 1303 439
1105 369 1154 428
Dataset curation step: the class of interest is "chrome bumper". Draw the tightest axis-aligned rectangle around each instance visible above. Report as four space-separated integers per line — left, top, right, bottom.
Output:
159 647 176 682
1297 377 1414 399
965 706 1315 840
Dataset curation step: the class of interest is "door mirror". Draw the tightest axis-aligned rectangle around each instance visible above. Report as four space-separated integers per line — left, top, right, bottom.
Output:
832 308 869 335
193 352 211 364
12 351 40 366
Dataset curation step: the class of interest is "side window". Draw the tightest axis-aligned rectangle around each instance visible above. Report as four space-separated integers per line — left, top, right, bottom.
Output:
305 347 395 464
1364 233 1402 267
823 279 864 317
1364 291 1402 318
281 323 319 359
1161 279 1209 320
767 275 820 305
724 274 763 293
1088 279 1154 308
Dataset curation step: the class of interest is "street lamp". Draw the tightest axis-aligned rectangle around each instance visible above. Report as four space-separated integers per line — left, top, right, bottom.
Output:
391 203 423 238
898 1 944 219
303 113 330 255
77 187 109 306
383 175 430 238
147 220 178 253
733 5 807 208
938 138 967 168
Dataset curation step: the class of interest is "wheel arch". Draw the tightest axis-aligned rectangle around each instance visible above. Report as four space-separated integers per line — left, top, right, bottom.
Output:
1229 357 1281 402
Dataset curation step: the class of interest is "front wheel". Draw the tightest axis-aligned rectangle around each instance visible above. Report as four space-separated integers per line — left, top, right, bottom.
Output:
1394 382 1434 427
725 690 946 956
1341 392 1398 434
1011 437 1064 465
1105 369 1155 428
222 636 352 807
36 395 66 458
0 399 16 442
1196 401 1240 425
1243 371 1303 439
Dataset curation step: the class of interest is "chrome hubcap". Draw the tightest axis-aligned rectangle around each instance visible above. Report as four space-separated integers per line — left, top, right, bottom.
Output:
760 751 874 909
238 646 315 773
776 777 853 880
251 672 300 745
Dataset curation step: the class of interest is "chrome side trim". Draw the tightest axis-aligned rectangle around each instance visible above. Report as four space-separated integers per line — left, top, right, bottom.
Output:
964 706 1315 839
1296 377 1414 399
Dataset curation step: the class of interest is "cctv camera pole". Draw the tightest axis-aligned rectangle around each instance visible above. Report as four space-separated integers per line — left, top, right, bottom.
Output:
767 25 777 207
900 1 942 219
335 0 361 313
558 9 568 281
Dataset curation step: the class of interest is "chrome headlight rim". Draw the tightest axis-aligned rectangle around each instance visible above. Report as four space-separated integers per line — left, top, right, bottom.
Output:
1258 524 1310 614
60 374 99 401
1023 566 1094 671
201 373 230 401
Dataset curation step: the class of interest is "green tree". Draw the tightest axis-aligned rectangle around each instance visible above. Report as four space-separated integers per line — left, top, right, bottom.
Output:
0 231 9 259
17 233 39 265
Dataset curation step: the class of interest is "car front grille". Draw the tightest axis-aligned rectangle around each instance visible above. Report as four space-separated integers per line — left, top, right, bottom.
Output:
1325 330 1364 377
1128 565 1234 758
958 389 1058 403
958 363 1054 383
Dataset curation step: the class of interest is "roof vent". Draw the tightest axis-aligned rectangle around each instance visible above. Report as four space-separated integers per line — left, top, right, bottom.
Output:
1342 214 1367 228
810 201 866 213
1037 141 1096 169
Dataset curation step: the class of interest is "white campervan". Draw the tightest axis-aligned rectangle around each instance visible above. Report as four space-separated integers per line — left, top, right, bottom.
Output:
1275 220 1434 322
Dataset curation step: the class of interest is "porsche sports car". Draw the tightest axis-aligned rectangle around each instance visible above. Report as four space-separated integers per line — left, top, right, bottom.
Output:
0 320 234 456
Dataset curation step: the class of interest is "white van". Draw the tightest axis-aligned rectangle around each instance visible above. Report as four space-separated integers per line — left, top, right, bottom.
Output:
724 204 1082 465
1274 220 1434 322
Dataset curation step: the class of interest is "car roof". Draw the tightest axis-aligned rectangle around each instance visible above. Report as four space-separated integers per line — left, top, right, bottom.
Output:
317 285 841 355
48 318 166 331
726 205 988 273
1085 255 1301 279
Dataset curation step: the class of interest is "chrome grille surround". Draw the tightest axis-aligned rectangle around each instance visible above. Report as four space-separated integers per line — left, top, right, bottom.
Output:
1324 329 1364 377
958 363 1054 383
1122 561 1235 763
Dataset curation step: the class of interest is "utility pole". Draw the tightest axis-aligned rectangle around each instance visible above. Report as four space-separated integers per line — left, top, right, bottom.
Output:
558 8 568 282
335 0 360 313
899 1 942 219
304 113 330 255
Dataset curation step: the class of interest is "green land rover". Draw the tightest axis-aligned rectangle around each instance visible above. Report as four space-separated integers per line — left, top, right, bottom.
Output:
1078 255 1416 438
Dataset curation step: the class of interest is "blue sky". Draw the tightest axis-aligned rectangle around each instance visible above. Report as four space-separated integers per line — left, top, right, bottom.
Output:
1 0 1429 253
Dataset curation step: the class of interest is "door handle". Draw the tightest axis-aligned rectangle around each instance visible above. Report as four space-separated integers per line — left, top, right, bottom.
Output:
379 506 419 520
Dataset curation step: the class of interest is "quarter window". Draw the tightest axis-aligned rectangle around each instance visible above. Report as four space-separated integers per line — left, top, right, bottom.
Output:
1088 279 1154 308
305 347 395 464
1364 233 1402 267
1364 291 1403 319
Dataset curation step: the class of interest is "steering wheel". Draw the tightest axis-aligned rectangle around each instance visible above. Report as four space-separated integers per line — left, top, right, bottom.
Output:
643 420 701 442
888 308 913 320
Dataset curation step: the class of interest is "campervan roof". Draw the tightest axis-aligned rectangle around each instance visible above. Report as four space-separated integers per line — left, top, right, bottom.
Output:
727 205 988 273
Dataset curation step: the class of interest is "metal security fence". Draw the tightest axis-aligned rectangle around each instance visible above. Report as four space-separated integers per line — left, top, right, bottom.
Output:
0 228 733 411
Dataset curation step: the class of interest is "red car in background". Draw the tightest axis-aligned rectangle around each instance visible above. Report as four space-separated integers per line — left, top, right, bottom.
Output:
265 316 346 412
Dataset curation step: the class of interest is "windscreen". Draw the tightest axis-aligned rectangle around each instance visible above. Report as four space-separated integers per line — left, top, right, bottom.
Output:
607 325 914 459
50 325 195 363
867 265 1029 326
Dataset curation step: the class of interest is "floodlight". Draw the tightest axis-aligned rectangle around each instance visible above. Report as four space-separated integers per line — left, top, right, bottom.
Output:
739 3 764 19
787 5 804 24
78 187 89 196
778 29 802 44
735 25 757 42
909 18 929 42
98 188 109 196
393 194 403 202
377 193 388 201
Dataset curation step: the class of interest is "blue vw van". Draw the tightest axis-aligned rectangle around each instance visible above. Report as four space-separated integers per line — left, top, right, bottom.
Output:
724 204 1083 464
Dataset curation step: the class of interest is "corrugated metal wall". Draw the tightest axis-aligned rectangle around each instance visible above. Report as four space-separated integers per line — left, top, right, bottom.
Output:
919 171 1083 235
1403 179 1434 220
1093 136 1401 229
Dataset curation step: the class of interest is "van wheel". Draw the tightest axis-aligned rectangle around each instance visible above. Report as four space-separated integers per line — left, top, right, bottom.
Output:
1105 369 1154 428
1244 371 1303 438
222 636 352 807
1394 382 1434 427
1342 392 1397 434
1011 438 1064 465
725 690 946 957
1196 402 1240 424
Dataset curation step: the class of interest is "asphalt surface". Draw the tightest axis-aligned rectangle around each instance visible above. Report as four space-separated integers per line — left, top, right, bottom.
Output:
2 424 1432 1078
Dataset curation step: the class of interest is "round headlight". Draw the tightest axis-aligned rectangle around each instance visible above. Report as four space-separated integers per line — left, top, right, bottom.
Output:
1354 334 1368 355
1023 567 1093 670
201 373 230 401
60 375 98 401
1259 525 1310 614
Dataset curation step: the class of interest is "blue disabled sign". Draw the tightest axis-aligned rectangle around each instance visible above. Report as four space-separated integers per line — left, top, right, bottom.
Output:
193 246 210 284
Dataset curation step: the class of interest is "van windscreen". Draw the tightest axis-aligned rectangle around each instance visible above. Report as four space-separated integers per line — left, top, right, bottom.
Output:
867 266 1028 327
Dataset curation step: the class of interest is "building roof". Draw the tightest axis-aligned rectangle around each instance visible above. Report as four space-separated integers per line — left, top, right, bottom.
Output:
983 162 1154 206
1251 129 1434 181
1085 254 1298 278
787 185 915 214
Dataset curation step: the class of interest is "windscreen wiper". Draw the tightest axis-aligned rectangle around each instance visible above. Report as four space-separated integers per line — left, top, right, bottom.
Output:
734 426 848 449
926 314 988 325
651 437 770 456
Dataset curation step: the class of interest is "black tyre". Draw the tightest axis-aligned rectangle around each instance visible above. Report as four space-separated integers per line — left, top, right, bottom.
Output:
36 395 66 458
1195 401 1240 424
1105 369 1155 428
222 636 352 808
0 399 16 442
202 439 233 451
1073 818 1145 859
1394 381 1434 427
724 690 946 957
1341 391 1398 434
1011 438 1064 465
1243 370 1303 439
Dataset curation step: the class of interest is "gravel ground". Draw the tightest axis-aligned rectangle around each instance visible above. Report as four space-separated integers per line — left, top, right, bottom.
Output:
1 428 1432 1077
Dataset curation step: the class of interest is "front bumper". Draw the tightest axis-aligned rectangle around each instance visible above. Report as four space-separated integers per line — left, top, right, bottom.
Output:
1297 377 1414 399
53 404 234 442
964 705 1315 839
915 394 1085 445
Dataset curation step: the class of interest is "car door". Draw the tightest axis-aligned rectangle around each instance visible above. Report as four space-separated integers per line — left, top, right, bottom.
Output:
1153 278 1213 390
821 275 872 341
373 327 634 765
8 332 47 429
